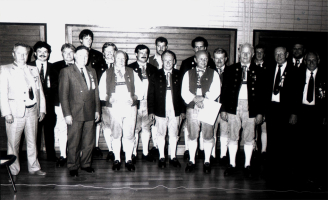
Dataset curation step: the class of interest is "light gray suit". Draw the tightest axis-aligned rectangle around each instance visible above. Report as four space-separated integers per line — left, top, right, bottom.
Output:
0 63 46 175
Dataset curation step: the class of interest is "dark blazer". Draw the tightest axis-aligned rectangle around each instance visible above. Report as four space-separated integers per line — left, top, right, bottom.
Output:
148 55 160 68
180 55 216 76
52 60 72 106
148 68 184 117
127 61 157 80
59 64 100 122
87 48 105 82
220 62 264 118
263 60 300 115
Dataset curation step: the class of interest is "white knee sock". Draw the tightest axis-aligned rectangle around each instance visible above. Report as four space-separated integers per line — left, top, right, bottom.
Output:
123 140 133 163
169 136 177 160
151 125 158 148
133 132 139 155
199 131 204 151
228 144 238 167
103 128 113 152
141 131 150 155
261 132 267 153
189 140 198 164
95 124 101 147
211 136 216 157
112 138 121 162
158 137 165 159
184 126 189 151
204 141 213 163
220 137 228 158
244 144 253 167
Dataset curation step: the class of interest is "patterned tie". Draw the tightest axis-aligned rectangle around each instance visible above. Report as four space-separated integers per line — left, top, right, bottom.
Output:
116 69 123 78
40 63 45 85
166 72 171 88
273 65 282 95
80 68 87 85
242 65 247 81
307 72 314 103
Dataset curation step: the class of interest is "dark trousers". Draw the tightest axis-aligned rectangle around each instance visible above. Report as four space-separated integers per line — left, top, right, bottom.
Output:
37 112 56 159
265 102 297 180
67 120 95 170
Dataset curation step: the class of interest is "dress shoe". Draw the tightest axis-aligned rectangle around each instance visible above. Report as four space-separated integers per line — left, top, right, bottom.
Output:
198 150 204 159
150 147 159 156
112 160 121 171
125 160 135 172
47 156 58 162
219 156 228 166
183 150 190 161
106 151 115 162
185 161 195 172
203 162 211 174
142 154 156 162
158 158 166 168
132 154 137 164
243 166 252 178
81 167 94 173
169 158 181 168
69 170 78 177
29 170 46 176
93 147 103 157
56 156 67 167
210 155 216 163
224 164 236 176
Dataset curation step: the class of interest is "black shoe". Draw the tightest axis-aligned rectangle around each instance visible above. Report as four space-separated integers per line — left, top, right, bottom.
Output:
47 156 58 162
183 150 190 161
185 161 195 172
81 167 94 173
169 158 181 168
132 154 137 164
261 152 267 162
56 156 67 167
142 154 156 162
112 160 121 171
125 160 135 172
106 151 115 162
158 158 166 169
243 166 252 178
150 147 159 156
219 156 228 166
93 147 103 157
203 162 211 174
224 164 236 176
70 170 78 177
198 150 204 159
210 155 216 163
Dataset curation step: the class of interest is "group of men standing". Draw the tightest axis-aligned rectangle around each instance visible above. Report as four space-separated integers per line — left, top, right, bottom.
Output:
1 29 326 190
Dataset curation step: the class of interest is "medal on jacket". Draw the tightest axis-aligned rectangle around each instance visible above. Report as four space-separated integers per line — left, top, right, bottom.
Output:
29 87 34 100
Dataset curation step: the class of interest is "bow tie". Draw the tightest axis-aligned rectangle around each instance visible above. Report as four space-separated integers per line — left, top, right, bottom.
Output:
197 69 205 73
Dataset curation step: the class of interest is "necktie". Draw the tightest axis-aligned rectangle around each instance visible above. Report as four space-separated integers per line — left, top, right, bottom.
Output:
242 65 247 81
307 72 314 103
40 63 45 85
296 59 300 67
166 72 171 88
110 63 114 68
80 68 87 85
116 69 123 78
273 65 282 95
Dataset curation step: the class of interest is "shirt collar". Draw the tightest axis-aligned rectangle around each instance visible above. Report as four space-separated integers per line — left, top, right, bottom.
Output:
137 61 147 68
13 61 27 69
276 61 287 69
307 68 318 76
217 65 225 72
293 57 303 64
36 60 47 66
65 61 74 65
164 69 172 75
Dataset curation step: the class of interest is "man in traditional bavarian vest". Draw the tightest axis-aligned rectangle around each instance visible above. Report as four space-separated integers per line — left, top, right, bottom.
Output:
220 43 264 178
98 50 143 172
181 50 221 173
148 50 185 169
128 45 157 163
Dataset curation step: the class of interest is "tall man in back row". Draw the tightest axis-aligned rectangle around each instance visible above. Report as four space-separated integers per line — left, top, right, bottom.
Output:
149 37 168 69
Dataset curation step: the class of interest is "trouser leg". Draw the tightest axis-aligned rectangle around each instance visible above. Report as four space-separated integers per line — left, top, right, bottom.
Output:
122 106 137 163
67 121 83 170
80 120 95 168
55 105 67 158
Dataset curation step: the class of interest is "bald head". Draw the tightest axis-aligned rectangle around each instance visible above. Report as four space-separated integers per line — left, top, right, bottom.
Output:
194 50 209 70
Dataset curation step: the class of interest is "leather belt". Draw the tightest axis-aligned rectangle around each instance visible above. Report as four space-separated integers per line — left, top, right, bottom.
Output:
26 103 36 108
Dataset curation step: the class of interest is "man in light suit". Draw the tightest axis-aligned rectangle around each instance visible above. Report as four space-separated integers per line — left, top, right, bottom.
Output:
28 41 57 161
0 43 46 176
59 46 101 177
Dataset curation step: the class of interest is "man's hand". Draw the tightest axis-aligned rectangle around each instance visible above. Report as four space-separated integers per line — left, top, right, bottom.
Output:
180 113 186 120
39 112 45 122
196 101 204 109
5 114 14 124
289 114 297 125
221 112 228 122
255 114 263 125
149 113 155 121
193 95 204 104
95 112 100 123
65 115 73 125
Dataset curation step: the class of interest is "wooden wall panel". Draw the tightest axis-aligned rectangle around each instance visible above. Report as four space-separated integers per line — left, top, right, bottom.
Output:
66 25 237 68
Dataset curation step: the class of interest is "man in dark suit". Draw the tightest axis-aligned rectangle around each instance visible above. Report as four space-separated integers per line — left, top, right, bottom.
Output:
59 46 100 177
148 50 185 169
52 43 76 167
289 42 306 68
148 37 168 69
295 51 327 190
220 43 263 178
79 29 105 156
128 45 158 163
28 41 57 162
263 46 299 183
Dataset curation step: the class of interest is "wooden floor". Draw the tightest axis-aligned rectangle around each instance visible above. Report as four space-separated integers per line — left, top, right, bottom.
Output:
1 151 327 200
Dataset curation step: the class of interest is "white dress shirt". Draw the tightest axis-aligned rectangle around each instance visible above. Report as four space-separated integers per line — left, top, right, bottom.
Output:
272 62 287 103
76 65 91 90
302 68 317 105
293 57 303 68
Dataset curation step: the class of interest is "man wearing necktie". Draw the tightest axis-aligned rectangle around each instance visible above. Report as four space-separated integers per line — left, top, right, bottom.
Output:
100 42 117 162
52 43 76 167
263 46 299 185
99 50 143 172
294 51 327 190
148 37 168 69
220 43 264 178
1 43 46 177
212 48 229 165
128 45 158 163
181 50 221 173
290 42 306 68
59 46 100 177
28 41 57 162
148 50 185 169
